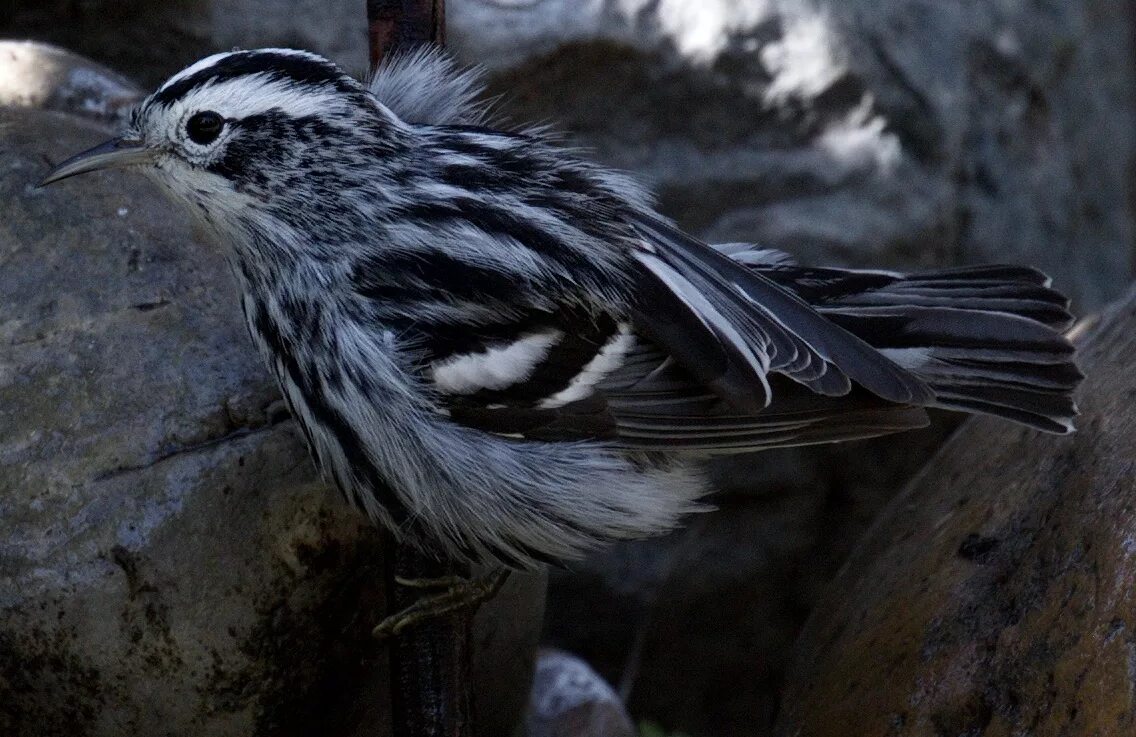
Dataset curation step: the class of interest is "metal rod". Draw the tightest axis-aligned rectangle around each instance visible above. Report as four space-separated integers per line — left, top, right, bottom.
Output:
368 0 446 71
382 540 474 736
367 8 471 734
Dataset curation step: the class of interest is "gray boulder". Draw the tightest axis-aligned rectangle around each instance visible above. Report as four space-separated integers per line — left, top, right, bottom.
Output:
0 50 542 736
3 102 380 737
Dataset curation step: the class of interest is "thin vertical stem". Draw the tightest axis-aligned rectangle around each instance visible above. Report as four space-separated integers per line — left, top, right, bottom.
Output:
383 543 474 736
367 0 446 71
367 7 471 732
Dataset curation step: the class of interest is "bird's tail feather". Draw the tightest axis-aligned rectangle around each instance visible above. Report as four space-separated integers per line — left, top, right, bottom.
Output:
751 262 1082 433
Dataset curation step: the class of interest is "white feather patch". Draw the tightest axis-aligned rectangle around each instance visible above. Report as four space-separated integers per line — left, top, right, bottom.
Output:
712 242 797 266
433 330 562 395
880 347 932 370
539 325 635 409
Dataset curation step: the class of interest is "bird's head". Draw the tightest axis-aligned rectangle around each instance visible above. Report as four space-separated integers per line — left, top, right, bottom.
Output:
41 49 402 227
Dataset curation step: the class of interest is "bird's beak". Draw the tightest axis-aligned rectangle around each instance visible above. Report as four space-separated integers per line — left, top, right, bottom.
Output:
39 136 156 187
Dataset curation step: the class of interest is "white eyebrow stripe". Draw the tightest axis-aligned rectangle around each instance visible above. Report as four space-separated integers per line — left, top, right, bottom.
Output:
156 75 348 126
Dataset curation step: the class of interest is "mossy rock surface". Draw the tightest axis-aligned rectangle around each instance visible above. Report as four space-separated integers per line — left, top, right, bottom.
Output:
775 287 1136 737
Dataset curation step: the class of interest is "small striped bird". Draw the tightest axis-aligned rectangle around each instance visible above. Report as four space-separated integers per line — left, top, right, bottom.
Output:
42 48 1081 580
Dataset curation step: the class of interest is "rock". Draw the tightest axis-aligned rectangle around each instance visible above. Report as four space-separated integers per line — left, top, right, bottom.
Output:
0 41 141 124
449 0 767 69
1 0 369 88
525 649 635 737
2 102 380 737
469 0 1135 309
0 77 541 737
774 286 1136 737
542 425 952 737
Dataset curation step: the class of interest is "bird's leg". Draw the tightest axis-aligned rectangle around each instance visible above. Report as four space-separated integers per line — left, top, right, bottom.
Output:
373 569 511 639
393 574 470 589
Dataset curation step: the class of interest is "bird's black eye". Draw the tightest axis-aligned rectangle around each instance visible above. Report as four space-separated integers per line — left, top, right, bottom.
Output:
186 111 225 145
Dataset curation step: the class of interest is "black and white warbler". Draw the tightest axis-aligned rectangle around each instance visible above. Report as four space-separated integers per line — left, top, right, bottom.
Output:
42 47 1081 569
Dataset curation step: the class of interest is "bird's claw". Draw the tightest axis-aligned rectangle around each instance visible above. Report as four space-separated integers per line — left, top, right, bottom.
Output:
373 569 511 639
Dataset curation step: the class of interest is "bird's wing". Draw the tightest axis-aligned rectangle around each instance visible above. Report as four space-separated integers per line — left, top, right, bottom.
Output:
371 212 937 452
625 214 933 412
418 314 930 451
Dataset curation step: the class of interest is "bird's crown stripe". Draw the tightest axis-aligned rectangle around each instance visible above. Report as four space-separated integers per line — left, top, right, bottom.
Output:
151 50 353 106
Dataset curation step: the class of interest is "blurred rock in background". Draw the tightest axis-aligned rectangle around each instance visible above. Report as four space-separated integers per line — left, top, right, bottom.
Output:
457 0 1135 309
526 649 636 737
0 41 140 123
3 1 1135 736
4 1 1132 302
0 0 370 87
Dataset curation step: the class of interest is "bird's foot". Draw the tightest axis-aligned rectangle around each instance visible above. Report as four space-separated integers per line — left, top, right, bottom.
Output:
372 569 511 639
